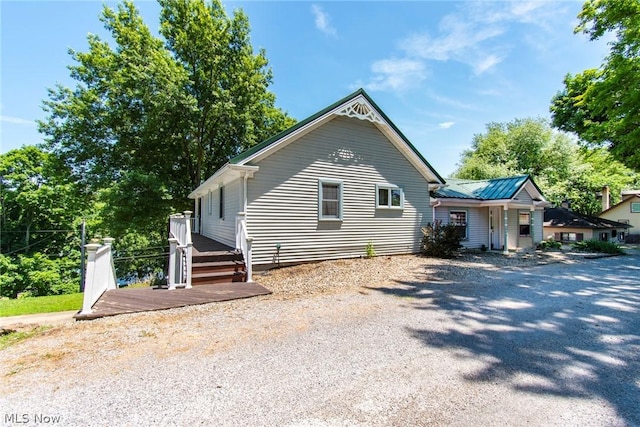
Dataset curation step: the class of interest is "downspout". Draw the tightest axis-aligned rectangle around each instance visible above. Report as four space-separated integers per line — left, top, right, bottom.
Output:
432 199 441 225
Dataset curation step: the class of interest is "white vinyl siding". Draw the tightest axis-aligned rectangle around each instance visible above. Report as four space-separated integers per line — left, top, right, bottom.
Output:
200 177 240 247
246 116 432 266
435 206 488 249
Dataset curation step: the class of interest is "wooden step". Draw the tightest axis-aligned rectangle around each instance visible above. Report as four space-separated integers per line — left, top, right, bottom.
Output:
192 252 244 264
192 260 245 273
192 270 246 285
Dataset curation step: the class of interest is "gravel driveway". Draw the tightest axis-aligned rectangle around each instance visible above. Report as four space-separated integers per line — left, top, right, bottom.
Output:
1 251 639 426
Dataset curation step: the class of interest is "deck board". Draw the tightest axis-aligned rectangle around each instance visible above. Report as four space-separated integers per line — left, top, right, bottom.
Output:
75 282 271 320
191 233 235 255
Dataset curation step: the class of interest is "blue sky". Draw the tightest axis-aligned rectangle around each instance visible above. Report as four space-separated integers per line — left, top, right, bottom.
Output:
1 1 609 177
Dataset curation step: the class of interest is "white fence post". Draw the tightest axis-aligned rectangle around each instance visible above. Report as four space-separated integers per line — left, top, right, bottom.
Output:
80 238 117 315
168 238 178 290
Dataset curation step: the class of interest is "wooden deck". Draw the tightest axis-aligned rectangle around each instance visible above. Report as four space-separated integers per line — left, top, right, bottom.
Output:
191 233 235 255
74 281 271 321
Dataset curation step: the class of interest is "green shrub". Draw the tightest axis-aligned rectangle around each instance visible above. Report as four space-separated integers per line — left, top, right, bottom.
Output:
365 241 376 258
572 239 624 254
538 239 562 250
421 221 463 259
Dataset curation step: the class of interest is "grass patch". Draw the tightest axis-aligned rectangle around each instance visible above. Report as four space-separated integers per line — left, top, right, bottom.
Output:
0 293 83 317
0 326 52 351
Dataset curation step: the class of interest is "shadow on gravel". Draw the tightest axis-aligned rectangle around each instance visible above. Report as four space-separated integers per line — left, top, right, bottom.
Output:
371 257 640 425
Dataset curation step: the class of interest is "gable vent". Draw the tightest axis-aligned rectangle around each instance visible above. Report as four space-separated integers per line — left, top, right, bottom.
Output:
335 100 384 124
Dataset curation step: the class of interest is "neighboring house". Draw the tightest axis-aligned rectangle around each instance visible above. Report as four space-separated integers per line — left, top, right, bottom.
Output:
544 207 631 243
188 89 446 267
431 176 549 253
599 190 640 241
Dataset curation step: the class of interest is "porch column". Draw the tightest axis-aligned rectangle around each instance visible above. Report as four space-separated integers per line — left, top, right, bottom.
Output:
194 198 200 234
530 207 535 247
503 206 509 254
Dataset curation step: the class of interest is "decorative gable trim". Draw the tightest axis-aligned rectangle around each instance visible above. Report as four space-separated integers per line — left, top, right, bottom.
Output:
335 99 384 124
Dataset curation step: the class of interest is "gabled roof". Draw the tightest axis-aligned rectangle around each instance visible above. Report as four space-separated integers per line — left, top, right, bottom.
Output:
432 175 541 201
544 207 632 229
601 193 640 214
190 89 445 198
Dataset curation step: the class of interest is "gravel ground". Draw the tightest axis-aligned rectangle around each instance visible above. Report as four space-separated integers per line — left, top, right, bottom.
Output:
1 249 638 426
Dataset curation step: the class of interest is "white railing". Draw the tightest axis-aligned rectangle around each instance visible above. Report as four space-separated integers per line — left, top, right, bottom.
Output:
235 212 253 282
168 211 193 290
80 238 117 315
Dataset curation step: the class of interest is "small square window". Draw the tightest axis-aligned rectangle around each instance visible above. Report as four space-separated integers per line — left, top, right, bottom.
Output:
376 185 404 209
631 202 640 213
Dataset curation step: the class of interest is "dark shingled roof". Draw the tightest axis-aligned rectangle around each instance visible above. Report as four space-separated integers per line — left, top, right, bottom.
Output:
432 175 534 200
544 207 632 229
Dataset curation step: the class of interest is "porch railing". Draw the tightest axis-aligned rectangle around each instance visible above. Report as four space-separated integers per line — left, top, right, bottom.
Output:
80 238 117 315
235 212 253 282
168 211 193 290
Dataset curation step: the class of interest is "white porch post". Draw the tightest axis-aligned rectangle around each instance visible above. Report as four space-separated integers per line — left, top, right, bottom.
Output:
168 238 178 290
183 211 193 289
194 198 200 234
530 207 535 246
246 237 253 282
503 206 509 254
102 237 117 291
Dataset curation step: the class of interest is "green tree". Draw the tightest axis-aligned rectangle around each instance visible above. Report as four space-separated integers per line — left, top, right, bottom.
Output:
0 146 85 255
550 0 640 172
39 0 294 238
454 118 640 215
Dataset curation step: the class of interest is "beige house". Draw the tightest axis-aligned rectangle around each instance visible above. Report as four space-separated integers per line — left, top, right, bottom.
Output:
544 207 631 243
600 190 640 241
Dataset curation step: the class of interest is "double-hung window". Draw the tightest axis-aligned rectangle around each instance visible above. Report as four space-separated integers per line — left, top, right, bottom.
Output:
376 185 403 209
519 212 531 236
319 179 343 220
449 210 467 240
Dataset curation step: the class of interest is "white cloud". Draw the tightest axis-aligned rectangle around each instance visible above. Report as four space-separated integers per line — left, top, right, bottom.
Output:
360 58 427 92
0 115 35 126
439 121 455 129
428 91 477 111
473 54 504 75
311 4 337 37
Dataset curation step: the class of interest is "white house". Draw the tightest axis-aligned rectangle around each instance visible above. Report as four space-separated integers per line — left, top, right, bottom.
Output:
188 89 446 267
431 176 549 252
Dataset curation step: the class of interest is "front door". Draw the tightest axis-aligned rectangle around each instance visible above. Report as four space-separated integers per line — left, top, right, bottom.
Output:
490 207 502 250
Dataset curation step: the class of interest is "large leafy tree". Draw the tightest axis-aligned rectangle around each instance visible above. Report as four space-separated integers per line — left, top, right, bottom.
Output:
550 0 640 172
454 118 640 215
0 146 86 298
39 0 294 237
0 146 85 255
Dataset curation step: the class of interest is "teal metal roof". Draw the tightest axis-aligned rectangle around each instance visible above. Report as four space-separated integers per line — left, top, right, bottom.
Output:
229 88 446 184
433 175 534 200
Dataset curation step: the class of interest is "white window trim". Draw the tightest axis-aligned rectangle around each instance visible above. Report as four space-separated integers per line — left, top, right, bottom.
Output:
518 211 531 237
449 209 468 240
376 184 404 209
631 202 640 213
318 178 343 221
